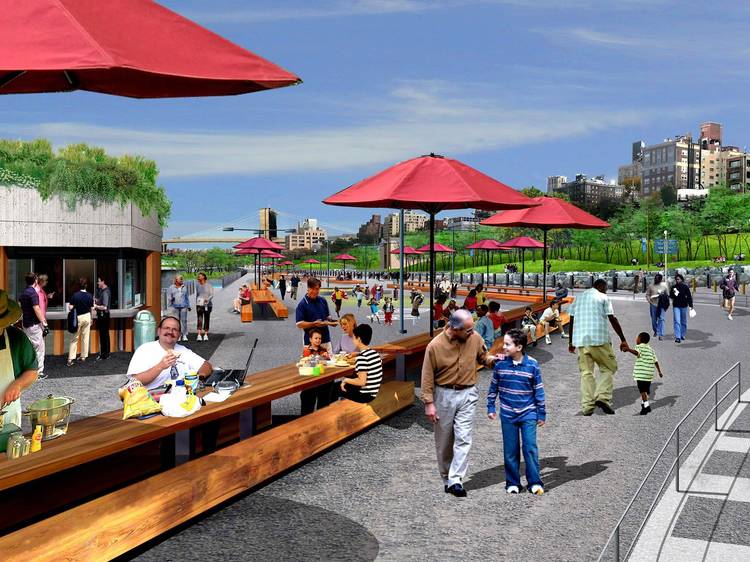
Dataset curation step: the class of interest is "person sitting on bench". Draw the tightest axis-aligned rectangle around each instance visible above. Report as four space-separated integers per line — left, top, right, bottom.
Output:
540 299 568 344
233 285 251 314
337 324 382 403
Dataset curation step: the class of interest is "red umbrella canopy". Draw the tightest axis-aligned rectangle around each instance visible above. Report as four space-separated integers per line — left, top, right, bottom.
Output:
498 236 545 249
465 239 504 250
233 237 285 251
0 0 300 98
322 154 538 213
279 261 294 266
261 251 285 259
234 248 258 255
303 258 321 264
334 253 357 261
416 242 455 253
481 196 610 229
390 246 424 255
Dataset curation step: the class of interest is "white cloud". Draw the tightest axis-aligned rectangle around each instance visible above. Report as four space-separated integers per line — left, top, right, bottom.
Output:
2 81 649 179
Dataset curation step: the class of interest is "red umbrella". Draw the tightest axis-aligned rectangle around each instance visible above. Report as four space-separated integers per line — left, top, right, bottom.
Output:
391 246 424 273
1 0 300 98
324 153 537 335
233 238 284 283
465 239 505 277
497 236 546 288
303 258 321 274
416 243 455 253
261 251 286 259
482 196 610 299
333 253 356 272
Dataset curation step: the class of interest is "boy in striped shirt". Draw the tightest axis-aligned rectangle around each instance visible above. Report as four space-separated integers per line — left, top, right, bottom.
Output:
487 328 546 495
337 324 383 403
626 332 663 415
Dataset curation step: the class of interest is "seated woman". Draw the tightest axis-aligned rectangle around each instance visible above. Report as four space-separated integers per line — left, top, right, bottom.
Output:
333 313 358 359
337 324 383 403
233 284 252 313
302 328 331 360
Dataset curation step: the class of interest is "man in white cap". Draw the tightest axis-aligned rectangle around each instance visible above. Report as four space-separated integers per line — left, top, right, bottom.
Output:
0 289 39 431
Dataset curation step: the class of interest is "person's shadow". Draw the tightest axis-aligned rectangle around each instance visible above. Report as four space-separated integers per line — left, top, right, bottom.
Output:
675 329 719 350
465 455 611 491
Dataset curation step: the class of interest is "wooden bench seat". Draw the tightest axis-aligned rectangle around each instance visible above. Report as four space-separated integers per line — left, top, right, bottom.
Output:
0 381 415 561
270 301 289 318
241 303 253 322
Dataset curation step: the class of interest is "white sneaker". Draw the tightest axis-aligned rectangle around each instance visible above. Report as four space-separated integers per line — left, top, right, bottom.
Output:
561 332 569 338
506 486 520 494
530 484 544 496
728 314 733 320
203 334 209 341
197 334 203 341
181 335 188 341
545 336 552 345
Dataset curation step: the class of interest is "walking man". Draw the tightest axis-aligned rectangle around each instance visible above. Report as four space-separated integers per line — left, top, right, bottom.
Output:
94 277 111 360
290 274 300 300
421 309 499 497
568 278 630 415
720 268 738 320
17 273 47 378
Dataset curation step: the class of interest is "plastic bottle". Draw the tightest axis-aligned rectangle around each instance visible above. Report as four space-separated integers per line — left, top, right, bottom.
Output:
172 379 187 402
30 425 43 453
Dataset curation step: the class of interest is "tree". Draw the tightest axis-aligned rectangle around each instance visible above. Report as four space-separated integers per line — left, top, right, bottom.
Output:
521 186 545 198
660 183 677 206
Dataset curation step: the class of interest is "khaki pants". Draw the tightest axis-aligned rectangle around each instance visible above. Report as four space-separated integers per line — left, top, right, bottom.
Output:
434 385 478 486
577 343 618 413
69 312 92 362
23 324 45 374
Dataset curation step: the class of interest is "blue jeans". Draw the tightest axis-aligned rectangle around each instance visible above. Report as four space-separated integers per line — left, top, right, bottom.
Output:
501 418 542 489
649 304 664 337
673 306 688 340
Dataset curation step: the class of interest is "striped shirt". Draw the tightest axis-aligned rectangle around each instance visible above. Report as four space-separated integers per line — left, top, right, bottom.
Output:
632 343 658 381
569 288 614 347
355 348 383 396
487 355 546 423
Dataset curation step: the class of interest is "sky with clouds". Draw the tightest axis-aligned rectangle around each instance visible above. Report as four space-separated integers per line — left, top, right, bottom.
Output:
3 0 748 240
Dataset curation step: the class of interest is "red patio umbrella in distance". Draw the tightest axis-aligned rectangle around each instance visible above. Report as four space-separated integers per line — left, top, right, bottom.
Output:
497 236 545 288
333 253 357 272
482 196 610 300
391 246 424 272
324 153 538 335
0 0 300 98
465 239 505 278
303 258 321 275
233 238 285 285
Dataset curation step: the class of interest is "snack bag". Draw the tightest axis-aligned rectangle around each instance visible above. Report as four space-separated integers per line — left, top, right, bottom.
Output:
121 379 162 420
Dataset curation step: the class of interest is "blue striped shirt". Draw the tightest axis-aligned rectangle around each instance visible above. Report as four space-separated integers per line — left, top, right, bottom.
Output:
487 355 546 423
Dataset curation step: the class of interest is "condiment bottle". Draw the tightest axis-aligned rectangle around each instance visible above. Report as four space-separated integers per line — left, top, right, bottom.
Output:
30 425 43 453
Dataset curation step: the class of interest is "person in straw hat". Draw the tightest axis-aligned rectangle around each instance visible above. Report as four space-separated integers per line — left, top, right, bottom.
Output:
0 289 39 429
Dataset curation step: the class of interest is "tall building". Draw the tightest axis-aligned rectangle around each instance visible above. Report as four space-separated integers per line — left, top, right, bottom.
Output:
259 207 278 239
297 218 318 231
726 152 750 192
357 214 382 243
554 174 624 207
700 122 722 145
383 210 429 237
546 175 567 193
640 135 700 197
383 213 399 237
285 227 327 251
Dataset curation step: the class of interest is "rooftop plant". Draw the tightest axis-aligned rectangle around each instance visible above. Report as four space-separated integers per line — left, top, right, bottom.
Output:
0 138 171 227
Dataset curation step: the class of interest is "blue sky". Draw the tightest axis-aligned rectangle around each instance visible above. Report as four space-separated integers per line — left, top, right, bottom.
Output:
3 0 749 241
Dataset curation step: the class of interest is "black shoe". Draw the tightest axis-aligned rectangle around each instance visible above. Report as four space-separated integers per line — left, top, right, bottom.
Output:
658 336 663 341
95 355 109 361
595 400 615 415
640 405 648 415
645 405 652 413
675 339 681 343
533 341 538 347
446 483 467 497
653 331 657 337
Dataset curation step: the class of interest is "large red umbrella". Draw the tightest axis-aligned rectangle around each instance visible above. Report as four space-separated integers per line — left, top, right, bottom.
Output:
482 196 610 299
233 238 285 283
324 153 537 335
1 0 300 98
465 239 505 277
391 246 424 273
303 258 321 275
416 243 455 253
333 253 356 272
498 236 546 288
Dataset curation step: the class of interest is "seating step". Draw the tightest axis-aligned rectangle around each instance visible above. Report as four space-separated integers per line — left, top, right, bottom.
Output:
241 303 253 322
0 381 415 561
270 301 289 318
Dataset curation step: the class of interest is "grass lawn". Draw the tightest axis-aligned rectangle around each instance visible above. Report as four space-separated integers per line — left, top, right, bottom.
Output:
456 258 740 274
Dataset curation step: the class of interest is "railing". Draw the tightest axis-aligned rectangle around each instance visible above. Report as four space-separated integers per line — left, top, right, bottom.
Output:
598 361 747 561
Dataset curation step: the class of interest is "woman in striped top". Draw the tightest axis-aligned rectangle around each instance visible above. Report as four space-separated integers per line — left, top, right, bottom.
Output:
338 324 383 403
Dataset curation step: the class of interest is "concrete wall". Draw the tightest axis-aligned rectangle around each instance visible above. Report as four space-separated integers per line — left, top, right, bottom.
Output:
0 185 162 251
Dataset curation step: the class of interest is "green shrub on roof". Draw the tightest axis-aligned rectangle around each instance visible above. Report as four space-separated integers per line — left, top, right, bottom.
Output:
0 139 171 227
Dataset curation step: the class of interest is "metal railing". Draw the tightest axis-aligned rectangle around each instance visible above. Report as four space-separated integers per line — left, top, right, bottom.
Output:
598 361 747 561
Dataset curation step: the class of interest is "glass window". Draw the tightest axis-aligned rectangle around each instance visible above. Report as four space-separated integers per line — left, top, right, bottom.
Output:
64 259 96 303
123 258 146 309
7 259 32 300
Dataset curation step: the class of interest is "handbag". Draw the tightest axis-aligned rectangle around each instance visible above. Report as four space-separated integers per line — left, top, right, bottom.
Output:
688 307 697 319
67 308 78 333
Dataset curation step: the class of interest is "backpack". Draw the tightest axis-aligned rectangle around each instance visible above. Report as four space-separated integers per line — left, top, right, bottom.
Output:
657 292 670 311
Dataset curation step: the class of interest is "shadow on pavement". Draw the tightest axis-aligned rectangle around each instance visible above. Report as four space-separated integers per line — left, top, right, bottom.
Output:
676 329 719 350
466 455 611 491
383 404 434 432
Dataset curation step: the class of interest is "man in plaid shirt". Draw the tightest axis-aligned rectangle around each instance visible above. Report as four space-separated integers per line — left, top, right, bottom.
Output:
568 279 630 415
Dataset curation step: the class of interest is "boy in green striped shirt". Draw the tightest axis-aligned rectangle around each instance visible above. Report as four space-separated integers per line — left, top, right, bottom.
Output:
626 332 663 415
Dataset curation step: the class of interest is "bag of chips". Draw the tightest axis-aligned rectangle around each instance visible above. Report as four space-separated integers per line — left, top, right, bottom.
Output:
121 379 162 420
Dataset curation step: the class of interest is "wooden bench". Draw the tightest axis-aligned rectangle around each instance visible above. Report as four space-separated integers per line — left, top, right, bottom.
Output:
241 303 253 322
0 381 414 561
270 300 289 318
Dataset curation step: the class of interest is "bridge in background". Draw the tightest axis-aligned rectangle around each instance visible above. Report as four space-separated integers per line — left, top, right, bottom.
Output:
161 237 247 250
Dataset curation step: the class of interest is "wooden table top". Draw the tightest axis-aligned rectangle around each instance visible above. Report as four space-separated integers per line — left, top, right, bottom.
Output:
252 290 277 303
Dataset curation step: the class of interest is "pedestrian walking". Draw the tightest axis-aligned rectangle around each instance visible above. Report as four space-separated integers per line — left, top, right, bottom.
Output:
279 275 287 300
354 285 365 308
67 278 94 367
645 273 668 340
624 332 663 415
368 296 380 323
94 276 111 360
634 268 644 295
332 287 346 317
720 268 738 320
669 273 693 343
421 309 499 497
17 273 47 378
487 328 546 495
167 275 190 341
382 297 394 325
195 272 213 341
568 279 630 416
290 274 300 300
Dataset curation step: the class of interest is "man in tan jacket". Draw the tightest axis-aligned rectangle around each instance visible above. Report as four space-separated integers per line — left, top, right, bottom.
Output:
421 309 498 497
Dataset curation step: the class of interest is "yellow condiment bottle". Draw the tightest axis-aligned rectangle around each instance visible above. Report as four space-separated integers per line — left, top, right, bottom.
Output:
30 425 43 453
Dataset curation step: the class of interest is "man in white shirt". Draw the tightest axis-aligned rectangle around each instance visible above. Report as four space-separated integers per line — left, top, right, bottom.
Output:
127 316 212 390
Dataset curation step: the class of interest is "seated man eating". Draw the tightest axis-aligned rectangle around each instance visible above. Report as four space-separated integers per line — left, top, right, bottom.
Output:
127 316 212 389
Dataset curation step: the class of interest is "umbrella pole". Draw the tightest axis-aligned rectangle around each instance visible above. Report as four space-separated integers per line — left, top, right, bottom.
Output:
521 248 525 288
399 209 406 334
486 249 490 279
543 229 548 302
429 212 435 337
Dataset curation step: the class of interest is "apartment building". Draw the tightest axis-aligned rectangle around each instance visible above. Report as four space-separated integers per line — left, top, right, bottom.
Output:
553 174 624 207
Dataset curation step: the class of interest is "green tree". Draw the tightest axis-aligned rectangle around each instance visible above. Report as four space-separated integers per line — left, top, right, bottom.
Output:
521 186 545 198
660 183 677 206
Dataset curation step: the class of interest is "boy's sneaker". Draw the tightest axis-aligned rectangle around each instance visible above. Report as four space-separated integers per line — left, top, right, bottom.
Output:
545 336 552 345
506 486 520 494
561 332 569 338
530 484 544 496
728 314 733 320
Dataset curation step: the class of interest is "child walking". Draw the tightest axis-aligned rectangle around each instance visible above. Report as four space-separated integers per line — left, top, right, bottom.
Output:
487 328 546 495
382 297 395 325
626 332 663 415
368 296 380 323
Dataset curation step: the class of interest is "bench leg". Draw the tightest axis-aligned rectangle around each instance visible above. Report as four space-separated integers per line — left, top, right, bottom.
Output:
175 429 191 466
239 407 254 440
396 354 406 381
